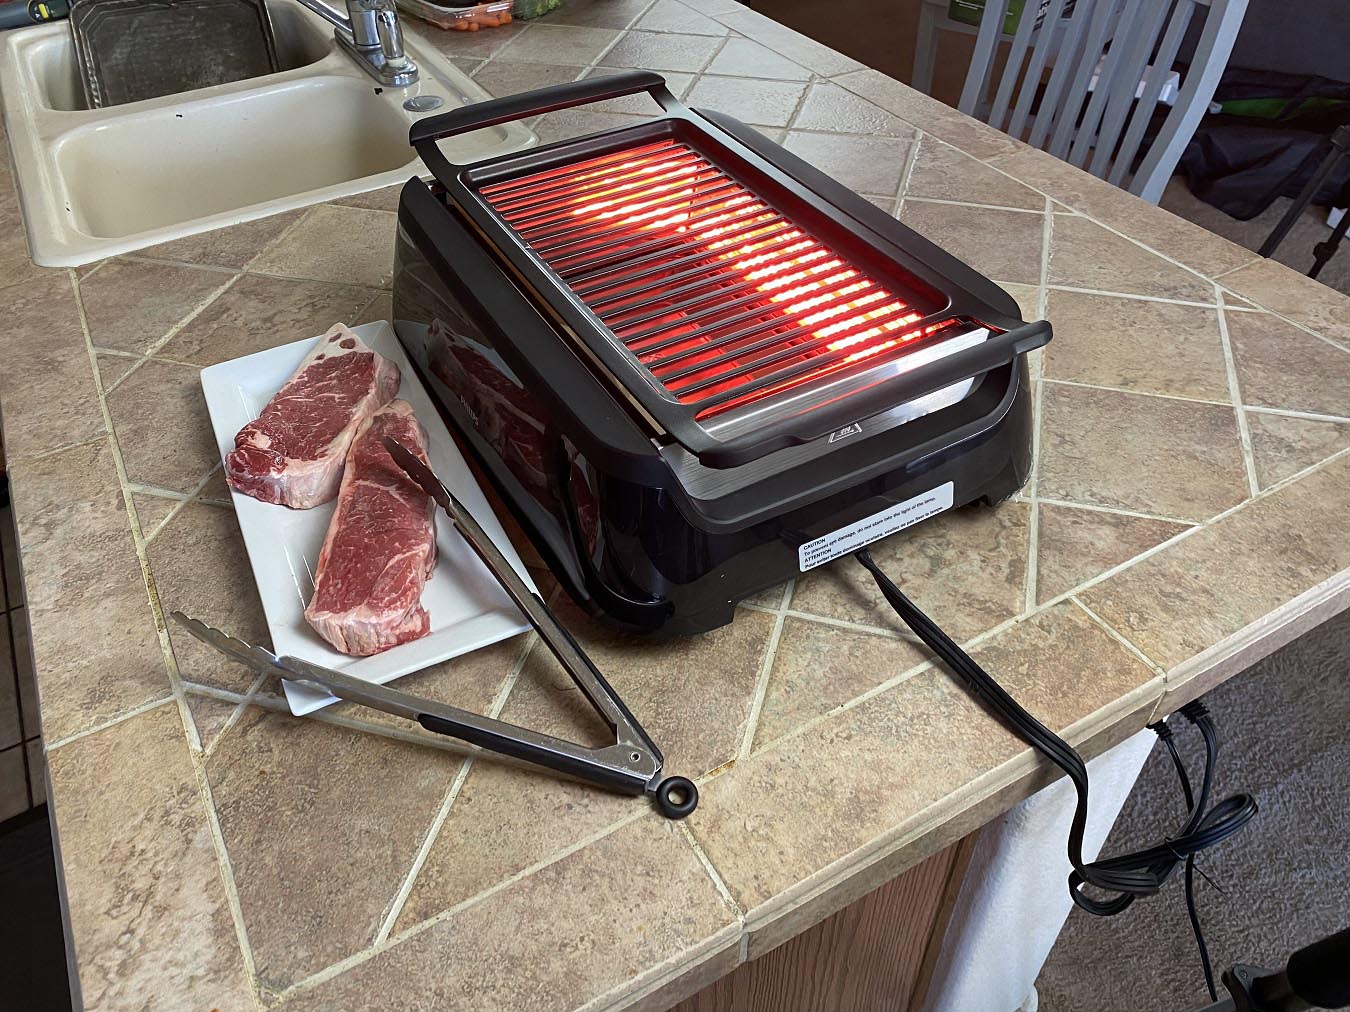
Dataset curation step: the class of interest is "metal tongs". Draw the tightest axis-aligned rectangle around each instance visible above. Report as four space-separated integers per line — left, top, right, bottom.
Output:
170 439 697 819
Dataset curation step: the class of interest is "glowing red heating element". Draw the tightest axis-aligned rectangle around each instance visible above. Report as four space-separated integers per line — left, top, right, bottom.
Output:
480 138 966 421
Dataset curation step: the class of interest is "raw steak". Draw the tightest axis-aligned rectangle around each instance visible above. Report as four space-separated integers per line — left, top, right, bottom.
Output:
304 400 437 656
226 324 401 509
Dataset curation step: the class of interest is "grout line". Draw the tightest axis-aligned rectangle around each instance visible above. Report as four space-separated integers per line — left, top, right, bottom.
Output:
1040 283 1223 308
1024 198 1053 613
44 694 177 751
69 268 267 1011
1040 376 1239 411
143 464 223 545
1244 405 1350 425
901 194 1045 214
371 632 539 945
275 806 651 1004
98 272 241 398
736 610 786 762
678 822 744 918
1032 495 1196 527
1069 597 1168 678
200 671 268 758
1215 286 1262 497
779 607 917 642
372 754 475 945
892 130 924 206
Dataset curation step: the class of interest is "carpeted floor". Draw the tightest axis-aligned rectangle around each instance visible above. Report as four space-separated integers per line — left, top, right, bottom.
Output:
1159 179 1350 297
1036 608 1350 1012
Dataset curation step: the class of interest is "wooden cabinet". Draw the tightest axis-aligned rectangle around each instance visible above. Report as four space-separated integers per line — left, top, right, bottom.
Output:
668 836 974 1012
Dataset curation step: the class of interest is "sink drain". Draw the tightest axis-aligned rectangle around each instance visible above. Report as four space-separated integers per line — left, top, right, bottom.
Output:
404 95 444 112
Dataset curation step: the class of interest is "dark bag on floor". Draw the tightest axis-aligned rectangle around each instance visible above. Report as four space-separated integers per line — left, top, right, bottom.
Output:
1177 67 1350 220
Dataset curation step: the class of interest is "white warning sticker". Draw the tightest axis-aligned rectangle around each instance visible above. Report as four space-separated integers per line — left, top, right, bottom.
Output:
798 482 955 572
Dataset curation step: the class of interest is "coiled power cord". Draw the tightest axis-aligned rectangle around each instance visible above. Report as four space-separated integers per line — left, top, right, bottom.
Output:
855 547 1258 999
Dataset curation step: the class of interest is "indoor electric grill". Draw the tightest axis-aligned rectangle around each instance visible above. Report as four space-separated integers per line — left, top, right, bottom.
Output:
392 71 1052 636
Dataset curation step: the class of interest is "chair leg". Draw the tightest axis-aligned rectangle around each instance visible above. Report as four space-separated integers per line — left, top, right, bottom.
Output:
1309 196 1350 280
1259 124 1350 259
912 3 939 95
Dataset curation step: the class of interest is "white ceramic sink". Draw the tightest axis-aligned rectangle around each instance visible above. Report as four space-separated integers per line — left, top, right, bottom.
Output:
0 1 536 265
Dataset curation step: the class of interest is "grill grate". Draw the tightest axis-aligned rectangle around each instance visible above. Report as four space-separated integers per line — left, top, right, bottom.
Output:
478 138 969 423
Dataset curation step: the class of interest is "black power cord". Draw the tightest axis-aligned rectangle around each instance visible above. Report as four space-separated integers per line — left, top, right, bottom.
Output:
855 547 1258 999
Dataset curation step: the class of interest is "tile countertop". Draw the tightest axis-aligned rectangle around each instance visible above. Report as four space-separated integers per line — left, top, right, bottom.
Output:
2 1 1350 1009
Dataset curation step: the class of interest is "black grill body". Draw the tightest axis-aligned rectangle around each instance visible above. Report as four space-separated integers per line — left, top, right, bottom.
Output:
392 74 1045 635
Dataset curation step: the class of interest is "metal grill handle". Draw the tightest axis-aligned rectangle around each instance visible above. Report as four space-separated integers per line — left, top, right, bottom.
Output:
412 71 679 175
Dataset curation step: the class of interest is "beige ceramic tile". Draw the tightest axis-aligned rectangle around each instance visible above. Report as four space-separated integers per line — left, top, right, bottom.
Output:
414 18 527 59
831 68 1022 161
130 492 182 537
105 358 217 494
1220 258 1350 348
998 282 1040 320
78 258 229 355
185 690 248 753
1038 384 1249 523
898 202 1044 286
137 210 305 269
706 36 811 80
792 501 1030 642
791 82 915 137
207 705 458 990
753 617 929 750
148 502 268 697
904 136 1044 210
0 272 105 461
689 600 1160 913
353 292 394 327
248 205 398 289
1245 412 1350 490
157 273 372 366
8 442 168 743
1035 503 1190 604
285 816 738 1012
95 351 141 388
1080 454 1350 674
531 108 651 145
599 29 723 71
1047 215 1214 302
634 0 729 34
47 703 254 1010
1225 311 1350 417
496 22 622 64
473 60 583 98
510 597 772 776
782 132 913 200
715 8 864 76
394 751 636 929
547 0 652 28
326 634 525 733
0 220 48 299
1042 290 1230 401
985 146 1256 279
330 184 404 213
583 66 694 113
686 75 806 127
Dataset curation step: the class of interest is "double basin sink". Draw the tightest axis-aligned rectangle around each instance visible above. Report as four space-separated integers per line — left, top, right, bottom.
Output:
0 0 536 265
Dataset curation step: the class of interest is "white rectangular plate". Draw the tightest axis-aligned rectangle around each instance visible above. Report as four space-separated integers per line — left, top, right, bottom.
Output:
199 321 533 715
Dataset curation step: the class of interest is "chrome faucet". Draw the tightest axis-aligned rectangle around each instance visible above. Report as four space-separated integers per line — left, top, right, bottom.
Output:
297 0 418 87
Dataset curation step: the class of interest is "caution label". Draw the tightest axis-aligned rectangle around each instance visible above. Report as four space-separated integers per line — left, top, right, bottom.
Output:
798 482 955 572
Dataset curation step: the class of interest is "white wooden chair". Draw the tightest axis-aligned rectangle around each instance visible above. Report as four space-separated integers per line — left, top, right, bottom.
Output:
912 0 1249 203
